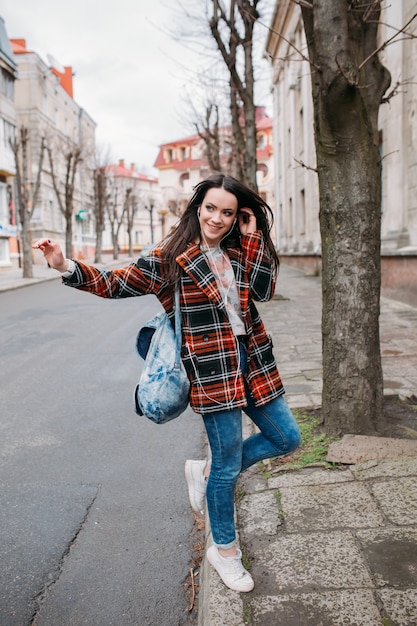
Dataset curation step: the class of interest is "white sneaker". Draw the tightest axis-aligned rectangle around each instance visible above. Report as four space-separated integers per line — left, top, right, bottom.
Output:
185 460 207 514
207 545 254 592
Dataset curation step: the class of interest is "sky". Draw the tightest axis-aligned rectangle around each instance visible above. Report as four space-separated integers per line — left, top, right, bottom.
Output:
1 0 274 176
1 0 207 174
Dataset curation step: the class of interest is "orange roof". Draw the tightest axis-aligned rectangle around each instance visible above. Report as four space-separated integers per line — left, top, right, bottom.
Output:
10 38 31 54
10 38 75 98
256 116 273 131
107 161 158 183
153 112 273 170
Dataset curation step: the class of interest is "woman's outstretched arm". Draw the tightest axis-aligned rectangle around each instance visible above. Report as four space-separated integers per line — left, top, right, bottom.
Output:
32 239 70 273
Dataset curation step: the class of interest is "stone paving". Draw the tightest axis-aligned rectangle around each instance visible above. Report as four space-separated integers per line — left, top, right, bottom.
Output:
199 263 417 626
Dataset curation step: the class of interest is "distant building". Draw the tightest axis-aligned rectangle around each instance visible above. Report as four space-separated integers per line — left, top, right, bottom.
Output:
104 159 162 253
0 17 18 267
10 37 96 263
153 108 276 240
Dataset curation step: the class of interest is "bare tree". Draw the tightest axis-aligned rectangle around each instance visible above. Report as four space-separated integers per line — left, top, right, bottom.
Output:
46 141 83 258
209 0 260 190
93 166 108 263
144 199 156 244
107 183 132 259
195 103 222 173
297 1 416 434
10 127 46 278
166 0 271 189
125 191 138 257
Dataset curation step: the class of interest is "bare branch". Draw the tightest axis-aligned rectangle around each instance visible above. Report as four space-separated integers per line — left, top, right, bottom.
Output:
258 17 320 71
380 149 400 163
362 0 381 23
292 0 313 9
381 79 417 104
358 12 417 71
335 54 357 87
293 157 318 173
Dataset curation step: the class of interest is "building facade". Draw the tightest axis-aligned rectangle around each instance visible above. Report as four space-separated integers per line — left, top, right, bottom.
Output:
153 108 276 240
10 37 97 264
104 159 162 253
0 17 17 267
266 0 417 288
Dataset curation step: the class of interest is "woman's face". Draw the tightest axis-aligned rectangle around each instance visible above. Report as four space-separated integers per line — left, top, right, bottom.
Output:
198 187 238 247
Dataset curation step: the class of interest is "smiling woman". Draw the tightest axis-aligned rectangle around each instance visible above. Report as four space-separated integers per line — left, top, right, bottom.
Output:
198 187 238 247
32 172 301 594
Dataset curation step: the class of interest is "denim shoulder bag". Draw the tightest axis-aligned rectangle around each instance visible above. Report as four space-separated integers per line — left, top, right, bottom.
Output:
133 290 190 424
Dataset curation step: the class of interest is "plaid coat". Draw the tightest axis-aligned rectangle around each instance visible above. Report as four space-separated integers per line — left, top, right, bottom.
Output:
63 232 284 414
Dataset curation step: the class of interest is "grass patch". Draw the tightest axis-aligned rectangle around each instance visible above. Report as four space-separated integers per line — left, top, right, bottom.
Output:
290 411 339 467
240 544 252 571
262 410 339 471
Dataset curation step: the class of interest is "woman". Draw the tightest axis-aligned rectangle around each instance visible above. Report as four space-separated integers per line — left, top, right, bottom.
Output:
33 173 301 593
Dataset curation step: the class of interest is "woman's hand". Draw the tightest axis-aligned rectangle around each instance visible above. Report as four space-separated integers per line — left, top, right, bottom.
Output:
238 208 257 236
32 239 69 272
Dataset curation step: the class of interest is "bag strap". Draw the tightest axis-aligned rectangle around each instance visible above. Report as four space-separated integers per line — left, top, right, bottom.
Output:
174 289 182 367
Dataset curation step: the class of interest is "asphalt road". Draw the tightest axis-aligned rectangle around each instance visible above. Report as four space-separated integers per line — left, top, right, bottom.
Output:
0 278 206 626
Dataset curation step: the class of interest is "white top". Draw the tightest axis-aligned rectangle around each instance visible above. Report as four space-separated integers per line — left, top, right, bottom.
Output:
202 244 246 336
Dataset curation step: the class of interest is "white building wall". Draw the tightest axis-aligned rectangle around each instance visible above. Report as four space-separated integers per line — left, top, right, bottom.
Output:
267 0 417 256
13 47 97 261
268 4 320 254
0 17 17 266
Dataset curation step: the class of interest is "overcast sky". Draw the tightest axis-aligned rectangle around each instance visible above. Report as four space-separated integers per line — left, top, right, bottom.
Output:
2 0 274 175
1 0 207 174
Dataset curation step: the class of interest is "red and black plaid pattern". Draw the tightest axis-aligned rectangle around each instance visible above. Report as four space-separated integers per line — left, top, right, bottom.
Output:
63 232 284 414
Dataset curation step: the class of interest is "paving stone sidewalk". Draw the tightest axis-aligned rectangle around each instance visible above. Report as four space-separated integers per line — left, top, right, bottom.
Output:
200 457 417 626
199 263 417 626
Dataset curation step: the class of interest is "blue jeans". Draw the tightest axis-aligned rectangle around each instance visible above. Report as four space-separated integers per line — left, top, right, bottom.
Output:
202 344 301 549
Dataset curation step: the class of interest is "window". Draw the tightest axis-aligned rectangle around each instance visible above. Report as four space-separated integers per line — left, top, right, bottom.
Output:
257 163 268 180
299 189 306 236
258 134 265 150
179 172 189 188
48 189 55 230
0 238 8 263
0 182 8 223
0 68 14 100
2 119 15 148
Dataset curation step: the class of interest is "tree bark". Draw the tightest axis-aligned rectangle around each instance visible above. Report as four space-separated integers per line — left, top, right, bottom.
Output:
300 0 391 435
93 167 107 263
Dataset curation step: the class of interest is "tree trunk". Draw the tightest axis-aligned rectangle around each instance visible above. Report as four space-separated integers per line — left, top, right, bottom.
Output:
65 218 73 260
112 228 119 260
94 226 103 264
21 213 33 278
93 166 107 263
301 0 391 435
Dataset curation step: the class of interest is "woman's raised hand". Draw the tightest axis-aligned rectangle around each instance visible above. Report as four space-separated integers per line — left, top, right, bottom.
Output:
238 208 257 236
32 239 69 273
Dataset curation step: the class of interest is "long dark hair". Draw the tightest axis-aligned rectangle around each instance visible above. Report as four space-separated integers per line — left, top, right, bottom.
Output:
161 173 279 287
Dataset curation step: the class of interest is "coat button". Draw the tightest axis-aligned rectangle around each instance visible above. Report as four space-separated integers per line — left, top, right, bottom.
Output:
203 335 209 342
